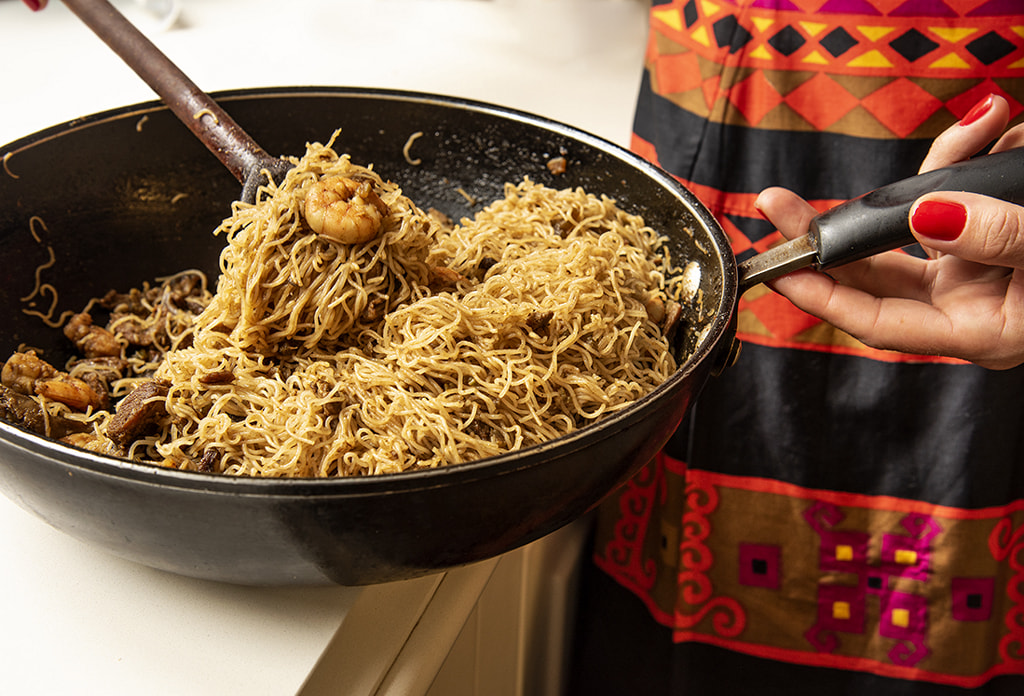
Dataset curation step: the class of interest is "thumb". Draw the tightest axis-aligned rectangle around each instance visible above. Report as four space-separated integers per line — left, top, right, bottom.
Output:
910 191 1024 269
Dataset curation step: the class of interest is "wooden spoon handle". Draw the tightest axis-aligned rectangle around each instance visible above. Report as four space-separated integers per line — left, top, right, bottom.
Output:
61 0 285 190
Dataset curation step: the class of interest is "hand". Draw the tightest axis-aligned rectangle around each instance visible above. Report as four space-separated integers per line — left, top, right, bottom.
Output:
758 94 1024 370
22 0 49 10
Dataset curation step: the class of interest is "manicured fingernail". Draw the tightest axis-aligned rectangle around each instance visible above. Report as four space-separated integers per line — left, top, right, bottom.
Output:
959 93 995 126
22 0 42 10
911 200 966 241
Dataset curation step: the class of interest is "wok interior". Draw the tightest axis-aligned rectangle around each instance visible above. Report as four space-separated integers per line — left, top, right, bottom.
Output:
0 88 735 481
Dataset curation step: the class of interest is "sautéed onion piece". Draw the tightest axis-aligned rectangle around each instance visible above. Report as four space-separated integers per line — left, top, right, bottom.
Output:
2 138 692 477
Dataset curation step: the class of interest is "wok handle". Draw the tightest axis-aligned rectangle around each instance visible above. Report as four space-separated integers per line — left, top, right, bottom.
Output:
737 147 1024 288
813 146 1024 268
60 0 289 197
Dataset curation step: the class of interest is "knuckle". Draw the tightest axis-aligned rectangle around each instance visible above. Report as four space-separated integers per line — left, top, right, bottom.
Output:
967 201 1024 268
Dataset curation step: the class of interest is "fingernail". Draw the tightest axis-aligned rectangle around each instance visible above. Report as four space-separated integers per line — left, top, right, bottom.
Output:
959 93 995 126
22 0 41 10
911 200 967 241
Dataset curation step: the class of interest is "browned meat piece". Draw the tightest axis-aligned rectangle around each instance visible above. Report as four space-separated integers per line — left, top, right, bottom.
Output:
76 374 112 410
643 295 666 324
554 202 586 238
106 380 169 447
99 287 148 315
546 156 567 175
63 312 121 358
0 384 88 439
196 448 219 473
108 314 157 347
662 300 683 340
360 293 388 323
157 271 209 318
466 419 493 442
98 273 210 351
1 351 58 395
198 370 234 385
526 310 553 333
71 356 127 378
642 295 683 339
165 271 202 304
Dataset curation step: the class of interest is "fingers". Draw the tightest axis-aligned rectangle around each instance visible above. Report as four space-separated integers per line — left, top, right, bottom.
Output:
748 99 1024 370
753 187 817 240
764 250 929 332
754 187 933 301
919 94 1009 172
753 188 878 321
991 121 1024 153
753 188 966 360
760 188 1024 370
911 192 1024 270
769 260 1024 370
759 255 943 360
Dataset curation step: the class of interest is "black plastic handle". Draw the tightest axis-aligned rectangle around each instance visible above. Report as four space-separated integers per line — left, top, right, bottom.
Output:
812 147 1024 269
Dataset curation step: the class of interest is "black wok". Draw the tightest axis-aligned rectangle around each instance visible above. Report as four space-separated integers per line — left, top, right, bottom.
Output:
0 87 737 585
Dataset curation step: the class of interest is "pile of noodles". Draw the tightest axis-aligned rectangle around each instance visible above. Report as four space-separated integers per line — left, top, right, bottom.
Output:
111 138 684 477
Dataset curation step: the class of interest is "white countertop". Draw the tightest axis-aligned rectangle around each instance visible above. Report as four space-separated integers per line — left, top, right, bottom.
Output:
0 0 646 147
0 1 647 694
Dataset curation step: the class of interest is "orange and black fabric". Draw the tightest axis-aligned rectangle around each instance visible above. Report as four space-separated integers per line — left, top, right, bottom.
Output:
574 1 1024 694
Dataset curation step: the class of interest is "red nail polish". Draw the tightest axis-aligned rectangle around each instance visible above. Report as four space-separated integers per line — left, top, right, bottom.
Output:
959 93 995 126
911 200 966 241
22 0 42 10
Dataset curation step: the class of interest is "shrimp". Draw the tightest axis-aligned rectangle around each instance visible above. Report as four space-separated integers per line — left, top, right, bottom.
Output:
35 376 104 412
304 176 389 243
2 350 103 411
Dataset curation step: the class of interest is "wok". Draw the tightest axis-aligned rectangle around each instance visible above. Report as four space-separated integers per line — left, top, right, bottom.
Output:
0 87 737 585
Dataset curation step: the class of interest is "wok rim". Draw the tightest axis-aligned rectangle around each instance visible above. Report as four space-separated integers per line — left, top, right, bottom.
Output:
0 85 738 496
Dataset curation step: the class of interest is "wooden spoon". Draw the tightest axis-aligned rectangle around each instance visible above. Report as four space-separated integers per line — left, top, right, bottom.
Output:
60 0 292 202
